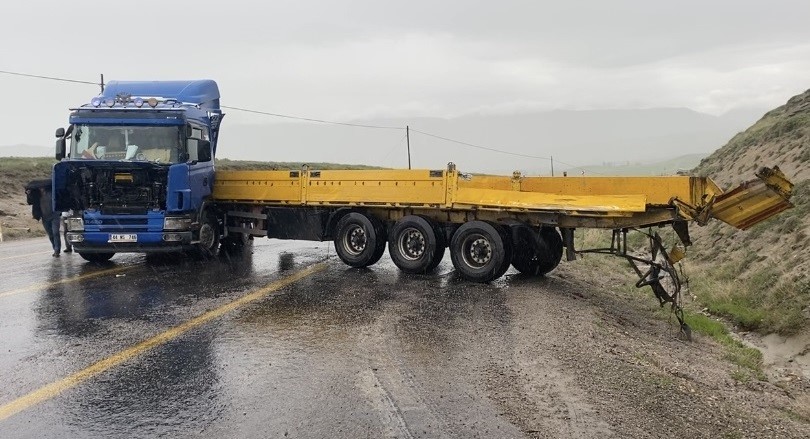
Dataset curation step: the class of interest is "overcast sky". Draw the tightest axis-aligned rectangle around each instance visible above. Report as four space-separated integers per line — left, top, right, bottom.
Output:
1 0 809 154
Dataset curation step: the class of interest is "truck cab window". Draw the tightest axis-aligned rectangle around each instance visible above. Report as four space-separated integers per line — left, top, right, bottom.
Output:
70 125 182 163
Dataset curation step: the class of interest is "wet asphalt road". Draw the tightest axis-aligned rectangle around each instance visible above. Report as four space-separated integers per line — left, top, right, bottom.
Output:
0 236 556 438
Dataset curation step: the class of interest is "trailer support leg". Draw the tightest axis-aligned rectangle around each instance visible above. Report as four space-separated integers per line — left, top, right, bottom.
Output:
561 227 576 261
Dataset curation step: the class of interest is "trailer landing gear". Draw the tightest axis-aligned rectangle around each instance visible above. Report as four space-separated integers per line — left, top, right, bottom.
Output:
578 228 692 341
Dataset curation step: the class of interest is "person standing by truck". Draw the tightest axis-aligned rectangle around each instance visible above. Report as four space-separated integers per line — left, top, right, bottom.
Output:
25 179 62 257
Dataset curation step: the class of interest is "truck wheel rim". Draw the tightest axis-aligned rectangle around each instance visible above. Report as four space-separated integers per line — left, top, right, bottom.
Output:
398 227 426 261
462 234 491 268
199 223 215 250
344 225 367 255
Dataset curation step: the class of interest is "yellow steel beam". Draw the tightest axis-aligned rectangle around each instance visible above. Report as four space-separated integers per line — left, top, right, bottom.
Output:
212 167 793 230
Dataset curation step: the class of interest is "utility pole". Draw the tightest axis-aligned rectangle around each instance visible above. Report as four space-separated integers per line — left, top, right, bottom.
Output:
406 125 411 170
550 156 554 176
100 73 105 93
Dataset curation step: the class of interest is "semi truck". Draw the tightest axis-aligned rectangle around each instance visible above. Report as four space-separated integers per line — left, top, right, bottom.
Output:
53 79 795 333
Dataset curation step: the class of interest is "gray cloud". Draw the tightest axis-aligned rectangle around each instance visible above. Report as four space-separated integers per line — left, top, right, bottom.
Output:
1 0 808 158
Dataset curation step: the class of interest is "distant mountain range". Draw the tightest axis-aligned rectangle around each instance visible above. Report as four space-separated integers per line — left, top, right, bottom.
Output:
2 106 765 174
0 144 52 158
216 107 764 174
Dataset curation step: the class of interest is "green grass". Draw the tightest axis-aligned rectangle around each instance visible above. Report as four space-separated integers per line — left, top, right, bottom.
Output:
680 311 765 381
688 261 809 335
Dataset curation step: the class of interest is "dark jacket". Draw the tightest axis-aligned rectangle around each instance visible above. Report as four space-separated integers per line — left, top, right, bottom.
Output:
25 179 51 221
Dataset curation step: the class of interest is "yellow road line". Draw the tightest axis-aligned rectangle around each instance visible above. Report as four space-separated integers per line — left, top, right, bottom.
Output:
0 265 135 299
0 251 50 261
0 261 328 421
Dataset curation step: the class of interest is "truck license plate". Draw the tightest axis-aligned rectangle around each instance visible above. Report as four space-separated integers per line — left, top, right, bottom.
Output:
109 234 137 243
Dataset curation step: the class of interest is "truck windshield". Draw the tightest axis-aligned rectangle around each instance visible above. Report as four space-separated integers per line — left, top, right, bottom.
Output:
70 125 182 163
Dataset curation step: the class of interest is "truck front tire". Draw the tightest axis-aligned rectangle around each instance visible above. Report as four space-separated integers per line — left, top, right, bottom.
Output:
194 212 220 258
334 212 386 268
79 252 115 263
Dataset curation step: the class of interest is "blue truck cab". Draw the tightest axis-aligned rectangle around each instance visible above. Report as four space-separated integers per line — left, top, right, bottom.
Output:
53 80 224 262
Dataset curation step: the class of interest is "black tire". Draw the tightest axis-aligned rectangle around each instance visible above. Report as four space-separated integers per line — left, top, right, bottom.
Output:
537 226 563 275
511 225 563 276
334 212 386 267
79 252 114 263
450 221 510 283
425 220 446 272
494 225 514 278
221 232 252 254
195 211 220 258
388 215 442 274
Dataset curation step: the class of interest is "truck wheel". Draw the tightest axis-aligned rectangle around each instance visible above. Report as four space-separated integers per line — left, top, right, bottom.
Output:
511 225 563 276
389 215 442 274
195 212 220 258
79 252 114 263
334 212 386 267
450 221 510 283
222 233 252 254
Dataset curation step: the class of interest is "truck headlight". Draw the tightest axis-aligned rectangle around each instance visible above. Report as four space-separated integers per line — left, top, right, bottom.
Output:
65 217 84 231
163 217 192 231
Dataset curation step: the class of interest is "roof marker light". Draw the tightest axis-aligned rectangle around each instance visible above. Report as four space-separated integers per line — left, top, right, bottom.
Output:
133 97 144 108
91 97 102 107
147 97 158 108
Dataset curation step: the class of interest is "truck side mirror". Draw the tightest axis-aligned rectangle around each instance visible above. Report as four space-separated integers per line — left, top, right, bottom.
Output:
197 139 212 162
55 127 66 160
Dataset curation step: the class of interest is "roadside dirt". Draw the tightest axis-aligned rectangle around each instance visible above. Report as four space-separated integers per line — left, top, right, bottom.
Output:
338 256 810 438
493 261 810 438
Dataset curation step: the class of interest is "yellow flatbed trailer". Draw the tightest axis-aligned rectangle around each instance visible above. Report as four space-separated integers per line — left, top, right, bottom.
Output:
211 163 793 337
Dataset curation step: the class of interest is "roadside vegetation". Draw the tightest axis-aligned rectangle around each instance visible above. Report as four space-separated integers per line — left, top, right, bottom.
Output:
691 89 810 338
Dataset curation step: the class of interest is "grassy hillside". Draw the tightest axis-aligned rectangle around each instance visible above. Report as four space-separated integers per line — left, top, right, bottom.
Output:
690 90 810 335
574 153 708 176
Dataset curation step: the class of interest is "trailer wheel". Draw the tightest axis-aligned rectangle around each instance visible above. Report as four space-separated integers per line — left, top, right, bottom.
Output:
389 215 443 274
79 252 114 263
511 226 563 276
222 233 252 254
450 221 510 283
334 212 386 267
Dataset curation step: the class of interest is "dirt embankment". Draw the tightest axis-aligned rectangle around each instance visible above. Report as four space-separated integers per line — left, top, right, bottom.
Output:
0 157 54 240
689 89 810 339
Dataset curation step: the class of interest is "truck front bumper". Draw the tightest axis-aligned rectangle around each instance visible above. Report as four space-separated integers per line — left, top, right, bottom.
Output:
66 231 194 253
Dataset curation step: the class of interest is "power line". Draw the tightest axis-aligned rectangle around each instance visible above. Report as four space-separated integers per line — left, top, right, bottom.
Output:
408 128 552 161
0 68 596 172
221 105 405 130
0 69 98 86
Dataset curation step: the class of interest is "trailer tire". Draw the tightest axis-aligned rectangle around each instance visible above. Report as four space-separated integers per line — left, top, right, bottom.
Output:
538 226 563 274
450 221 510 283
425 220 447 272
511 225 563 276
79 252 114 263
389 215 442 274
222 233 252 254
334 212 386 268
